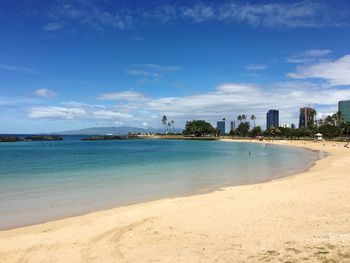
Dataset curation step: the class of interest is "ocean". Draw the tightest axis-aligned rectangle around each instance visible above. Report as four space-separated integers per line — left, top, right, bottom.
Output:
0 137 323 229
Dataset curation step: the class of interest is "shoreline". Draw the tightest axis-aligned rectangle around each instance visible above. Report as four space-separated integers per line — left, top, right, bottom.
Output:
1 140 349 262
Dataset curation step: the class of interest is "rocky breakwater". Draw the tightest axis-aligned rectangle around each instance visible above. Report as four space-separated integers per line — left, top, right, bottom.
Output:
0 136 22 142
24 135 63 141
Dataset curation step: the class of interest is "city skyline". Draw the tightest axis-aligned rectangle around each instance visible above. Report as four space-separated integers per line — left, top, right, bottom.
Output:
1 0 350 133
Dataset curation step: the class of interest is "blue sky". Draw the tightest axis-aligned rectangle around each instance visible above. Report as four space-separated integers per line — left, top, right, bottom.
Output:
1 0 350 133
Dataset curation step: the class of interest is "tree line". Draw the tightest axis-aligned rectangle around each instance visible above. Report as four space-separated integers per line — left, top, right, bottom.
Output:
163 111 350 139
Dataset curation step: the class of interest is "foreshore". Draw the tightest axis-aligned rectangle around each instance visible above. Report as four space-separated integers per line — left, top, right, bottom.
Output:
0 140 349 262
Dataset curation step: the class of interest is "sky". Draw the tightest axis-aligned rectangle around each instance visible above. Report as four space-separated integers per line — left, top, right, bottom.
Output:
1 0 350 133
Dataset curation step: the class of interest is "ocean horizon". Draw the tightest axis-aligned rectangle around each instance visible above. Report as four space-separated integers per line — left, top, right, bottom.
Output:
0 137 323 229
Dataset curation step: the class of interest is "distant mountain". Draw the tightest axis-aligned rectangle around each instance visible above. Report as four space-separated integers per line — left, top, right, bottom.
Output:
52 126 182 135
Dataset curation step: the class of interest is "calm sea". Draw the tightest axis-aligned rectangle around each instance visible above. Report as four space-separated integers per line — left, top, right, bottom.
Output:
0 136 323 229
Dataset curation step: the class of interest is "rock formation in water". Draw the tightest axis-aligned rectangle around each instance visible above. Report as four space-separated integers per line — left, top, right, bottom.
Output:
0 136 22 142
24 135 63 141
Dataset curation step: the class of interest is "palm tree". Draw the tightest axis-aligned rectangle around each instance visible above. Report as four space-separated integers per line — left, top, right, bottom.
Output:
324 115 332 125
250 114 256 127
242 114 247 123
334 111 344 126
161 115 168 133
269 126 281 139
318 118 324 126
237 115 242 124
171 120 175 133
168 122 172 133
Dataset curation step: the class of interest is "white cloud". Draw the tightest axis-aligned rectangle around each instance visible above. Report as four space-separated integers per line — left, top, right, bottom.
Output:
98 91 144 101
286 49 332 63
28 106 86 119
92 110 133 119
125 70 151 76
142 4 177 24
0 64 38 74
125 70 161 79
181 3 215 22
113 121 124 126
0 97 39 107
287 55 350 85
304 49 332 57
134 64 181 72
125 64 180 83
46 2 133 30
28 104 133 121
43 22 63 31
246 64 267 71
35 88 57 97
131 36 146 41
216 83 258 93
181 1 343 28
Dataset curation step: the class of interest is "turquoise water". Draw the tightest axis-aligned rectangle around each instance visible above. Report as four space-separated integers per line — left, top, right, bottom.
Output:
0 138 322 229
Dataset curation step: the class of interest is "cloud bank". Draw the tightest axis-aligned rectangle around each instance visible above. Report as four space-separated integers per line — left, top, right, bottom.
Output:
27 81 350 128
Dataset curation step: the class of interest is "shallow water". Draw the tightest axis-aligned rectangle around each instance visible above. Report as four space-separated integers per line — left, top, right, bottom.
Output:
0 137 323 229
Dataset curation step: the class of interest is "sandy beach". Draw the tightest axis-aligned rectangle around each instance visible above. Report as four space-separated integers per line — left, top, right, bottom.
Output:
0 140 349 262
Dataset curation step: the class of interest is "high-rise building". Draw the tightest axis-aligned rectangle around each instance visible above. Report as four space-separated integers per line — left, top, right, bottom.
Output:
230 121 236 131
266 109 279 129
291 124 296 129
217 120 225 135
299 107 316 129
339 100 350 122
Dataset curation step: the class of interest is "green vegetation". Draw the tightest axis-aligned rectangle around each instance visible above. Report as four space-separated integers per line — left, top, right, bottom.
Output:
182 120 217 137
250 126 262 137
318 111 350 139
236 122 250 137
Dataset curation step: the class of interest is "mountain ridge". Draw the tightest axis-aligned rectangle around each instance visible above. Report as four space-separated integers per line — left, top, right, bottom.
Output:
51 126 181 135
